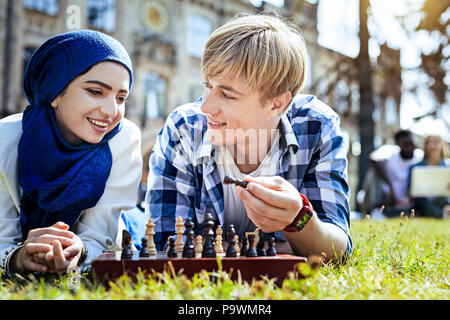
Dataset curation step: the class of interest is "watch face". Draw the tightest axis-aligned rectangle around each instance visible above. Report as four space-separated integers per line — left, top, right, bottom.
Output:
295 210 312 232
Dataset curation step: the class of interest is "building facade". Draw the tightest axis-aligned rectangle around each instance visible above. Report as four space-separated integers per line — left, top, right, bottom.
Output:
0 0 402 208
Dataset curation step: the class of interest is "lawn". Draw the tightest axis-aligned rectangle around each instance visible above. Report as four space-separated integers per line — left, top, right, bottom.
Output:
1 216 449 300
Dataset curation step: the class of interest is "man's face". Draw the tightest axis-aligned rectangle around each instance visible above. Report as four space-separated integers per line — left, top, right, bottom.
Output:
200 75 280 147
397 135 415 159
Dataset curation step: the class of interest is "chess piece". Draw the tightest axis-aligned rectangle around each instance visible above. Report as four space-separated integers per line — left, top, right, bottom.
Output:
215 225 225 256
175 216 185 258
246 233 258 257
139 237 149 257
257 230 266 256
234 235 240 257
182 217 195 258
167 236 177 258
195 235 203 258
267 236 277 256
202 213 216 257
121 230 133 259
226 225 237 257
223 175 248 188
240 237 248 257
145 219 157 256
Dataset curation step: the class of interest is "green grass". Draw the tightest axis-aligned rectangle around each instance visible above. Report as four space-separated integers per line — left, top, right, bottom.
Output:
1 217 449 300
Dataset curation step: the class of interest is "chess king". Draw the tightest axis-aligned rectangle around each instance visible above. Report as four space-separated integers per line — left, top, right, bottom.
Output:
146 13 353 263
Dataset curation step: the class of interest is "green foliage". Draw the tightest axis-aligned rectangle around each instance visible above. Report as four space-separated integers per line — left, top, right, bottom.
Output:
1 218 449 300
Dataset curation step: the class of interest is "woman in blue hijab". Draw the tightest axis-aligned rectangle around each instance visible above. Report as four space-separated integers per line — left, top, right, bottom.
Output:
0 30 142 275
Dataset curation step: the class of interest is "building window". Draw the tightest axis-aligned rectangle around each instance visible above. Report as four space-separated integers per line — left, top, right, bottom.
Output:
87 0 116 32
23 0 58 15
144 72 166 119
186 14 211 58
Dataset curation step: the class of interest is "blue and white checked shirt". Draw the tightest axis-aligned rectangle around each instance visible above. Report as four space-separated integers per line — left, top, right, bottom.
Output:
145 94 353 258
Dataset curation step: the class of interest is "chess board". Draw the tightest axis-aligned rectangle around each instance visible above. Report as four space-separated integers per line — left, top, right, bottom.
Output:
92 250 307 286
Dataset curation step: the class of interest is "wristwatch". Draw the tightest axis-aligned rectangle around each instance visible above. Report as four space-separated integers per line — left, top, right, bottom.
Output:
283 193 314 232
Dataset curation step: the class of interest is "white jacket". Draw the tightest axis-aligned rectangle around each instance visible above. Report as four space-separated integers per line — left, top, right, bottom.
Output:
0 113 142 272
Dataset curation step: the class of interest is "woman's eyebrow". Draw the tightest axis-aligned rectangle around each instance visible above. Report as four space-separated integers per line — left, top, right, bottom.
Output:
85 80 128 94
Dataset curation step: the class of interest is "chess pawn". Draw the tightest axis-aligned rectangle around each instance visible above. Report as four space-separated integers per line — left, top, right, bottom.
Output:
234 235 240 257
121 230 133 259
256 230 266 256
215 225 224 257
240 237 248 257
182 217 195 258
195 235 203 258
139 237 150 258
246 233 258 257
267 236 277 256
167 236 177 258
202 213 216 258
175 216 185 258
145 219 157 256
226 224 237 257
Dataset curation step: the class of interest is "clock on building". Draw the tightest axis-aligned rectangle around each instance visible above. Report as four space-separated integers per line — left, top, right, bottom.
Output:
141 1 169 33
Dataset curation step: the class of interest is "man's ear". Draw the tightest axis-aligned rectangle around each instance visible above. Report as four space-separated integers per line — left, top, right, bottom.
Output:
269 91 292 117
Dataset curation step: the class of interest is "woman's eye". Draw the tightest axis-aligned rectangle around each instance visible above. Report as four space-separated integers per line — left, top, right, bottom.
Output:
117 96 127 104
87 89 102 96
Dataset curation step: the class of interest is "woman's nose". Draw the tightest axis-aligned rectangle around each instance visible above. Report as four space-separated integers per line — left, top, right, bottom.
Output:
100 97 118 118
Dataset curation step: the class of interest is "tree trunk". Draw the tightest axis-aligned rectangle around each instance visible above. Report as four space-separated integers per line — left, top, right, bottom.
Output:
356 0 375 194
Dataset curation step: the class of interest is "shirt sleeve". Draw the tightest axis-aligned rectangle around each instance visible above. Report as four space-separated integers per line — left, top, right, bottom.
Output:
300 113 353 257
74 120 142 269
145 111 197 250
0 172 23 273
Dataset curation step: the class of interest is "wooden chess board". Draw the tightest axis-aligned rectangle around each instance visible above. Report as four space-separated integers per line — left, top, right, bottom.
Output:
92 250 307 286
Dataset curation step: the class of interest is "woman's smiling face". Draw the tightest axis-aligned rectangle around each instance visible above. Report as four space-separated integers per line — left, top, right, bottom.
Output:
50 61 130 145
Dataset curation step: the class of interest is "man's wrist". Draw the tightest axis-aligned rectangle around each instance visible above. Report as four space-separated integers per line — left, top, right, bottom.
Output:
283 193 314 233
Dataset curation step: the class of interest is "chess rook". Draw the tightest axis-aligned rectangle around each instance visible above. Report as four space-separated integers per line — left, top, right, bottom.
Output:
246 233 258 257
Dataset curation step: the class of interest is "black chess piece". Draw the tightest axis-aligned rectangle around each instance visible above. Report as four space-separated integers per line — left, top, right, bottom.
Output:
240 237 248 257
202 213 216 257
267 236 277 256
167 236 177 258
257 230 266 256
226 225 237 257
121 230 133 259
182 217 195 258
139 237 149 257
246 233 258 257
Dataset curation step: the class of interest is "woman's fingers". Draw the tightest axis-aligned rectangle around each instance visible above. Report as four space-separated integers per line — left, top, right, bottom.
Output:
26 234 73 247
27 227 74 241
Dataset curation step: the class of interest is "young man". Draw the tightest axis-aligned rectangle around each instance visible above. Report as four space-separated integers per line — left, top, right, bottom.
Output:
145 14 352 263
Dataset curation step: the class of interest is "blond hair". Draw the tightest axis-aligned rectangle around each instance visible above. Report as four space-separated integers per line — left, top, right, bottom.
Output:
201 13 308 112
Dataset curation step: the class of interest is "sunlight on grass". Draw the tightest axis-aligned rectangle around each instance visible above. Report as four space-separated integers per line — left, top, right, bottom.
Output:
1 217 449 300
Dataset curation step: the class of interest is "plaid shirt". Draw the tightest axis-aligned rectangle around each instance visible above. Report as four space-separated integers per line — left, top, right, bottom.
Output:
145 94 353 258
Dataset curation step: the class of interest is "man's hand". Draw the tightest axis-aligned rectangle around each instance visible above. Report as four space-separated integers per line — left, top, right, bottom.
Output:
236 176 303 233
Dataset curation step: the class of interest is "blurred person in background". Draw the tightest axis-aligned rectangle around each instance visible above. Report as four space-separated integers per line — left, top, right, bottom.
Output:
409 134 450 218
360 130 423 217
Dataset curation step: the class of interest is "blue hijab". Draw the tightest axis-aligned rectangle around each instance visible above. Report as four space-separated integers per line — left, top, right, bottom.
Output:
18 30 133 238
